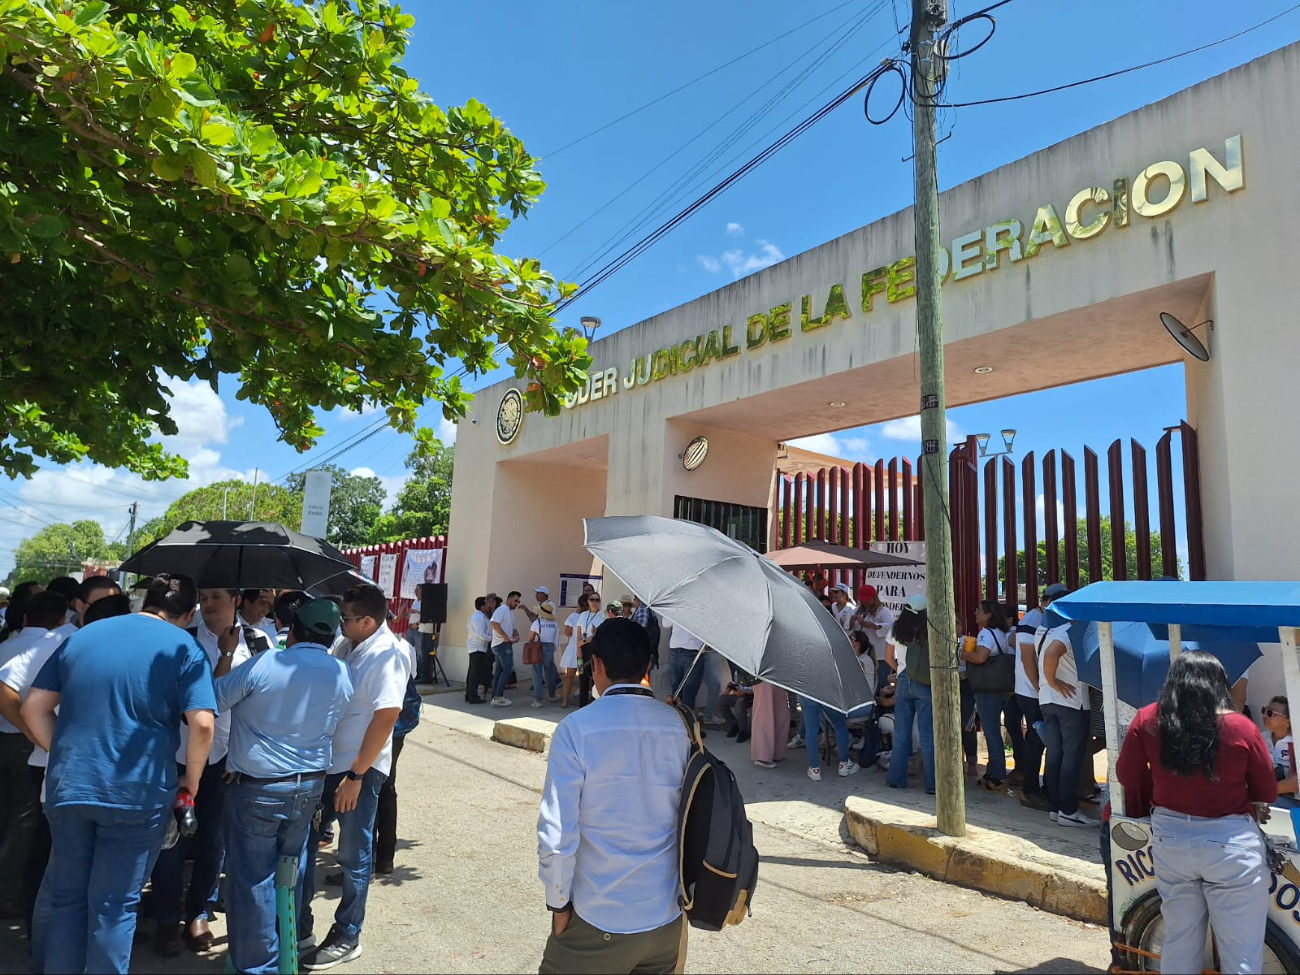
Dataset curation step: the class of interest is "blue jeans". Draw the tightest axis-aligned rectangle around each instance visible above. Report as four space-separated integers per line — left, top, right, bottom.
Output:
224 775 324 975
668 649 696 697
800 697 851 770
151 757 226 925
36 803 169 974
973 692 1011 782
1151 809 1268 975
887 672 935 792
491 643 514 699
531 643 559 702
677 651 722 719
1040 702 1089 816
301 768 386 944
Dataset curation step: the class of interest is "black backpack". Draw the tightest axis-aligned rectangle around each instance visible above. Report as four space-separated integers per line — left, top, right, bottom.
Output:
672 704 759 930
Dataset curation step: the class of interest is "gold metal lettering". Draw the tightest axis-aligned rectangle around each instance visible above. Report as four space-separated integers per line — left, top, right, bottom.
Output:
720 325 741 358
887 258 917 303
563 391 578 409
624 361 636 389
589 371 604 400
1064 188 1111 240
1112 177 1130 228
576 374 591 404
651 350 670 381
861 267 888 312
679 339 696 372
1132 161 1186 218
700 330 721 365
1024 204 1070 258
769 302 792 341
952 229 984 280
800 295 828 332
821 283 851 321
745 314 768 350
1189 135 1244 204
635 354 653 386
603 367 619 396
983 220 1023 270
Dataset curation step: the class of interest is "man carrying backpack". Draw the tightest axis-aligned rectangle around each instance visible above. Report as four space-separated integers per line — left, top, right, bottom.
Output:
536 618 689 974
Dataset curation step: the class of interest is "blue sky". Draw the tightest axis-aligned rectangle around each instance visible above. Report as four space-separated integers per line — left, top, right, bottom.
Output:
3 0 1296 573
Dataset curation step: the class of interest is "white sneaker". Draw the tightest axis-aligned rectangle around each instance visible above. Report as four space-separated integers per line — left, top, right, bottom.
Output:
490 697 512 707
530 700 545 708
1057 811 1100 828
1049 811 1059 822
788 735 805 749
807 767 822 782
838 760 861 777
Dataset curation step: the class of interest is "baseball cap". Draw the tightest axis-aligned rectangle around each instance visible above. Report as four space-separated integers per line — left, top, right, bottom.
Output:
605 601 623 614
1042 583 1070 601
619 593 634 605
534 585 550 597
829 583 849 594
857 584 878 603
905 593 928 613
295 598 341 640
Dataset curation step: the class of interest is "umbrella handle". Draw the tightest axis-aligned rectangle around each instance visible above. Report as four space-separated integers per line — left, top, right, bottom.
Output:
672 649 704 702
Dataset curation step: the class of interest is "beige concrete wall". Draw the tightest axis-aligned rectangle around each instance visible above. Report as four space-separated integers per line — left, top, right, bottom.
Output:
447 42 1300 671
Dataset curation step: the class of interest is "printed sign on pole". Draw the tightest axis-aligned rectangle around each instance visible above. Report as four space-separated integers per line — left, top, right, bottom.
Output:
377 553 399 598
300 470 333 539
400 549 444 599
359 555 377 580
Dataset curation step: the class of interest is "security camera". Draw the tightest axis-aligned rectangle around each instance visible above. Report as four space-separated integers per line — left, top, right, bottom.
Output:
470 417 479 425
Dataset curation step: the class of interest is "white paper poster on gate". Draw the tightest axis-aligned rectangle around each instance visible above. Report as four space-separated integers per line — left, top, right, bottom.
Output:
865 541 926 618
359 555 377 581
377 553 399 597
400 549 444 599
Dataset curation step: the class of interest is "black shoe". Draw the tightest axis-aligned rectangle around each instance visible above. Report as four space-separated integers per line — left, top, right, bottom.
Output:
154 924 183 958
736 732 751 744
374 859 394 875
302 933 363 971
726 728 739 738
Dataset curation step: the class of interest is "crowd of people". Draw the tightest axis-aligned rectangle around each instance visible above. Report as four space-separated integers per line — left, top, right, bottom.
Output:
0 572 423 974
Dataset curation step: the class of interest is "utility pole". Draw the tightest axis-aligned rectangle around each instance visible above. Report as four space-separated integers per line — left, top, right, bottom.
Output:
249 468 260 521
125 501 138 556
222 487 229 520
911 0 965 837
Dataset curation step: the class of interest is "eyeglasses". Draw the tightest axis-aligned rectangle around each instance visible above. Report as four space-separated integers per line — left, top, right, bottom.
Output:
340 615 370 623
1264 706 1289 719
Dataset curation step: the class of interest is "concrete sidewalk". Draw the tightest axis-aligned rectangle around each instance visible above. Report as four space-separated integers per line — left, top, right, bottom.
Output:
419 685 1109 923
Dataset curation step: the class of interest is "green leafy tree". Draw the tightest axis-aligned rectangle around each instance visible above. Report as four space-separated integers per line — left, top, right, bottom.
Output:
132 478 302 549
10 518 125 582
285 464 384 547
0 0 590 479
372 443 452 542
998 516 1183 587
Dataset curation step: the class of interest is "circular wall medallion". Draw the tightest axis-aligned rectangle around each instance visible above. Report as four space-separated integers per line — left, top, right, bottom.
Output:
496 388 524 445
682 436 709 471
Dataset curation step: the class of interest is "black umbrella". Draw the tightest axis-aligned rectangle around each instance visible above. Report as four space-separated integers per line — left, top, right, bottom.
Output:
119 521 357 591
583 516 873 713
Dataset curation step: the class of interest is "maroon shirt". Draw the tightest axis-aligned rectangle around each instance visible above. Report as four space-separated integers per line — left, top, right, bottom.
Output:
1116 703 1278 818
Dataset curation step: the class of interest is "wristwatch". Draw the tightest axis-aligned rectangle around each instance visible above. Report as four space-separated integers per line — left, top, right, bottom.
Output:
344 769 362 782
547 901 573 913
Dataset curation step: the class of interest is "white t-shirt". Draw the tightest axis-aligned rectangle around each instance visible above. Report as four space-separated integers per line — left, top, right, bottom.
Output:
977 627 1012 657
1272 734 1296 796
530 617 559 644
331 624 410 776
667 622 704 652
1014 607 1044 698
833 600 856 632
855 605 895 660
888 635 908 675
1036 623 1089 710
467 610 491 653
491 604 518 647
0 627 65 765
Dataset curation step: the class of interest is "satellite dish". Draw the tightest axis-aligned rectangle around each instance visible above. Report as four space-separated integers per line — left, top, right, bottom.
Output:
1160 312 1213 362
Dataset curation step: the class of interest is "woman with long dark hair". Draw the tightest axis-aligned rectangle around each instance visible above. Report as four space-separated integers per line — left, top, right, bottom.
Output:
1116 650 1277 974
884 595 935 794
962 599 1019 789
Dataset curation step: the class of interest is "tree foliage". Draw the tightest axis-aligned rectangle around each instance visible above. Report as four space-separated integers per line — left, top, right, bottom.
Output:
285 463 384 547
999 516 1183 587
10 518 124 582
134 477 302 548
0 0 590 479
371 442 451 542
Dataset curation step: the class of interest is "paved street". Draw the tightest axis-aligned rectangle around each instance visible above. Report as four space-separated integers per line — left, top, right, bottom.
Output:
0 715 1109 974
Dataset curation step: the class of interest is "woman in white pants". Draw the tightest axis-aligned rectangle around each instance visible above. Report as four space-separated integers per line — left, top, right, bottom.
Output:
1116 651 1278 975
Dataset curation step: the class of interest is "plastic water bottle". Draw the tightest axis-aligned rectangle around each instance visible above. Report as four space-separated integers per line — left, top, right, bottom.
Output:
173 787 198 838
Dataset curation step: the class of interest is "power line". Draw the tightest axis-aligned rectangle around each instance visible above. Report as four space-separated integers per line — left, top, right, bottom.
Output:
540 0 869 158
936 2 1300 108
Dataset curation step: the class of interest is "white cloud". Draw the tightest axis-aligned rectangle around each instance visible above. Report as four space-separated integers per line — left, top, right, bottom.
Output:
350 466 408 508
158 377 242 451
697 239 785 280
788 432 871 462
880 414 964 444
1035 493 1066 529
335 401 383 423
436 415 457 445
725 222 745 236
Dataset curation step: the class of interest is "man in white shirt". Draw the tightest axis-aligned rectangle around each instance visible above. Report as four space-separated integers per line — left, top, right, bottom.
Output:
1036 597 1096 829
465 595 494 704
828 584 856 632
240 588 281 646
1014 582 1066 812
151 586 272 957
301 584 410 971
665 620 722 726
489 591 521 707
0 591 68 922
537 618 690 974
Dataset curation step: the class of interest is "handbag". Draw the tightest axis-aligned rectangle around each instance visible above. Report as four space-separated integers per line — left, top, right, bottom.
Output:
522 616 546 666
966 630 1015 695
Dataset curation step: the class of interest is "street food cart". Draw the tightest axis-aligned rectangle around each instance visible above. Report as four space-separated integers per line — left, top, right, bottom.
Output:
1050 581 1300 974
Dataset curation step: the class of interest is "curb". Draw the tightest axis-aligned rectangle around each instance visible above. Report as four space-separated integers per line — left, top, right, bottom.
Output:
491 718 554 753
844 797 1107 923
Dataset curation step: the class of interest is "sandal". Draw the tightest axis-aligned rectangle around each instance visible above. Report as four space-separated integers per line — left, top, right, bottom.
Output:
976 774 1004 791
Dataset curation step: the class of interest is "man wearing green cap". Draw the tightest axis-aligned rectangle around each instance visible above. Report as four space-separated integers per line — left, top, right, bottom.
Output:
212 599 355 975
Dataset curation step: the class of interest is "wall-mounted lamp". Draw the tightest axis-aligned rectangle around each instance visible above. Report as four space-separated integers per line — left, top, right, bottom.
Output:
578 316 602 341
974 429 1017 458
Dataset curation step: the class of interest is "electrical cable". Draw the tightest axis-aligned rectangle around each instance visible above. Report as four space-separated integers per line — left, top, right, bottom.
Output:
540 0 867 158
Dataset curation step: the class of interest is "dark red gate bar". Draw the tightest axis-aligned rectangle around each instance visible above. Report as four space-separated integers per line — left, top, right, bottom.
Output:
1043 450 1059 585
1001 457 1018 613
1180 422 1207 581
1021 451 1038 613
901 458 914 540
1131 440 1152 580
1084 448 1103 585
983 457 999 602
1156 432 1178 579
1062 451 1079 591
1108 439 1127 581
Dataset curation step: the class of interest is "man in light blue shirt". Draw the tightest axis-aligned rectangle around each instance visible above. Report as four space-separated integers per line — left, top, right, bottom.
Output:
537 618 690 974
214 598 354 975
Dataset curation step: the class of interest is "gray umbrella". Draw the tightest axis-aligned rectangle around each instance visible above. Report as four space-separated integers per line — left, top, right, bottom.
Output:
583 516 873 713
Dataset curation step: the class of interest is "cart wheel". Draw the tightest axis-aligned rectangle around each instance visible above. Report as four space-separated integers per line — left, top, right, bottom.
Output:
1121 890 1300 973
